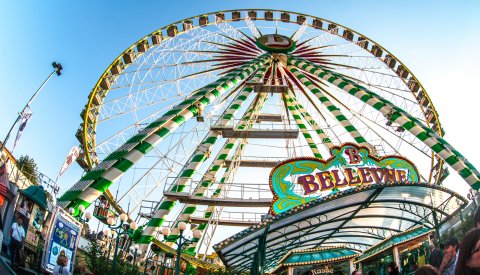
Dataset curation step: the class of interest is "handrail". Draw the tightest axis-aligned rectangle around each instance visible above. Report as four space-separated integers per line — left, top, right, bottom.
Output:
164 179 273 201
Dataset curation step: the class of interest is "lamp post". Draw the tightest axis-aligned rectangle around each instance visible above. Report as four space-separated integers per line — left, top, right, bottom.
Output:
106 213 138 275
130 244 141 273
0 62 62 152
161 222 202 275
69 205 92 223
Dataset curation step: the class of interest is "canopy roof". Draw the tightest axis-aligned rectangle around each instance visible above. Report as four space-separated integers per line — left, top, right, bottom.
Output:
270 246 359 273
19 185 48 210
214 182 467 273
357 225 433 262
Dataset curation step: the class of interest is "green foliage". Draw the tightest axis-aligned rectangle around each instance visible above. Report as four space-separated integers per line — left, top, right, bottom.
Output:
211 269 235 275
441 211 476 244
17 155 38 185
81 240 142 275
185 263 196 274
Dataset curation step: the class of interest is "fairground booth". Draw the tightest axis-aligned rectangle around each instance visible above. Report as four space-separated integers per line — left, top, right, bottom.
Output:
14 185 50 270
214 144 467 274
270 246 359 274
357 226 433 274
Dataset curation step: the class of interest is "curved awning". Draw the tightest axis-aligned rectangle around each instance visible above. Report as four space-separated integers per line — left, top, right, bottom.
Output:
356 226 433 263
19 185 48 210
213 182 467 273
270 245 360 274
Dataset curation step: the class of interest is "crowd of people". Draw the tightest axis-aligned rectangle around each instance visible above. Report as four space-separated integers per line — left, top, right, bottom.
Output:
352 205 480 275
418 206 480 275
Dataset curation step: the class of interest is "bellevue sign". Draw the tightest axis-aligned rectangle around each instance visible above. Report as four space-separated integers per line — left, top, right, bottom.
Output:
269 143 419 214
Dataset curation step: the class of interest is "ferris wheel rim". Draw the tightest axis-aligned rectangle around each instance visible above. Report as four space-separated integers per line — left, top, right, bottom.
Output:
78 8 442 170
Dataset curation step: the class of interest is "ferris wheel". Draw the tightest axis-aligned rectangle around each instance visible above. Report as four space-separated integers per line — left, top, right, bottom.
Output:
58 9 480 258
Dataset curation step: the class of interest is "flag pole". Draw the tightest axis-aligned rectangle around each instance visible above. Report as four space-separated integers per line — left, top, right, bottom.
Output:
0 62 63 153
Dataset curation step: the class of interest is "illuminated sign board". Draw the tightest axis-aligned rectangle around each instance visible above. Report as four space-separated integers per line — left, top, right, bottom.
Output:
269 143 419 214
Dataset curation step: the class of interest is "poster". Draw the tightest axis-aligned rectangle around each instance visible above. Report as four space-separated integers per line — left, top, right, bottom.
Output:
44 209 82 273
25 204 45 247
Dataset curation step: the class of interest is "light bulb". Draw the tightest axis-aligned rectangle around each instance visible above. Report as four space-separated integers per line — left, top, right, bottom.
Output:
178 221 187 231
78 205 85 213
69 207 75 215
193 229 202 239
161 227 170 237
129 221 138 230
119 213 128 222
85 212 92 220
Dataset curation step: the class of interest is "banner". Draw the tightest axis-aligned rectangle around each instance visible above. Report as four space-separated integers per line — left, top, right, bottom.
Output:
58 146 81 177
44 208 82 274
25 204 45 247
13 108 33 149
0 163 7 196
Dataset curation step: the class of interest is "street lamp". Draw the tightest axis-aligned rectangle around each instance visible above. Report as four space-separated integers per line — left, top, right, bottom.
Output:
69 205 92 223
0 62 63 152
130 244 141 273
161 222 202 275
107 213 138 275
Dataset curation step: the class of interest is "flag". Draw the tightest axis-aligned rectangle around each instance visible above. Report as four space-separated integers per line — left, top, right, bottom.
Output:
0 163 8 196
58 146 81 177
13 108 33 149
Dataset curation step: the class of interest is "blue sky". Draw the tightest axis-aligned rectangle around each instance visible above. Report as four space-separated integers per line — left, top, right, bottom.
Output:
1 0 480 214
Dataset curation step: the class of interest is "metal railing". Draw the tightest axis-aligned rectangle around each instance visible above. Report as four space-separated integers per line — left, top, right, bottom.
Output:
164 177 273 201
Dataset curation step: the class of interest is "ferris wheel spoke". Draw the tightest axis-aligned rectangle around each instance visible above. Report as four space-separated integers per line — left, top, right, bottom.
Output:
291 56 480 187
129 58 270 246
284 92 322 158
244 15 262 38
215 17 255 43
167 93 269 246
301 67 433 162
287 64 369 147
291 20 309 42
118 125 210 216
59 55 270 212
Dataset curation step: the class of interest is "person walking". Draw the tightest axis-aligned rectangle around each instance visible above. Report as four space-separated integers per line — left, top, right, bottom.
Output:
9 217 25 269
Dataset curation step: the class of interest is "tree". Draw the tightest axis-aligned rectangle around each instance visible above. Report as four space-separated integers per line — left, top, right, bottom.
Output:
17 155 38 185
441 211 475 245
80 240 142 275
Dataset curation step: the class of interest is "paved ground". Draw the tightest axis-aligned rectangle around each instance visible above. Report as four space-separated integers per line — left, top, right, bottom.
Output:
0 255 16 275
0 253 40 275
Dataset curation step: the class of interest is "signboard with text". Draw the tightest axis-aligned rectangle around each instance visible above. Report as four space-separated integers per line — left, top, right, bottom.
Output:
269 143 419 214
43 207 82 274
